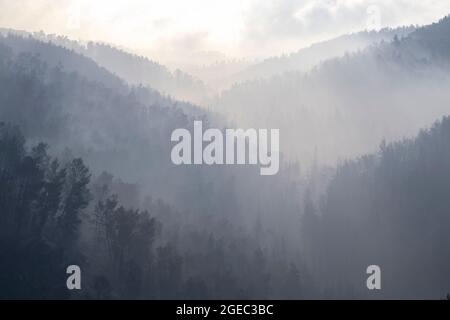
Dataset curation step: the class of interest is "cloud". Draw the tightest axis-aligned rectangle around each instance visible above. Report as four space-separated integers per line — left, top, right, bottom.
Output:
239 0 450 56
1 0 450 61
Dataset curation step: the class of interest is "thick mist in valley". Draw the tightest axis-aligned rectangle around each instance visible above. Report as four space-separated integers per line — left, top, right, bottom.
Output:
1 1 450 300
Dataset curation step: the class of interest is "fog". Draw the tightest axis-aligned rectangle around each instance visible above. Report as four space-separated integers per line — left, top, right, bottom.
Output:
1 0 450 64
1 2 450 300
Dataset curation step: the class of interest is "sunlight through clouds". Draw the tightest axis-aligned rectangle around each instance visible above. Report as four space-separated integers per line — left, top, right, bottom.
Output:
1 0 450 62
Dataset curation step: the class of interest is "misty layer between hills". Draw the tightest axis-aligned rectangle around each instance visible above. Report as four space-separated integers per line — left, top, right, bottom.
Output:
1 15 450 299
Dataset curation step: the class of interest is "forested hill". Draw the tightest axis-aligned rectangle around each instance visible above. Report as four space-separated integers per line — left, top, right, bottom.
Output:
2 13 450 299
0 37 209 204
213 15 450 166
0 29 310 300
0 31 125 92
301 116 450 298
0 29 209 105
0 32 287 238
223 26 415 86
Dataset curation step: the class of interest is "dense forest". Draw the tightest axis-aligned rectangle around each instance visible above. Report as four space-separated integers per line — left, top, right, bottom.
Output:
213 16 450 166
0 32 312 299
1 14 450 299
302 117 450 298
215 26 415 87
0 28 209 105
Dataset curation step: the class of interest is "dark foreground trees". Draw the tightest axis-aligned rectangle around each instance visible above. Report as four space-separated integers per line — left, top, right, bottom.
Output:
0 123 309 299
0 122 90 298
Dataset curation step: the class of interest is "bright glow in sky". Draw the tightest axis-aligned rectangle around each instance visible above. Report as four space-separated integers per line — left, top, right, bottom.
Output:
1 0 450 67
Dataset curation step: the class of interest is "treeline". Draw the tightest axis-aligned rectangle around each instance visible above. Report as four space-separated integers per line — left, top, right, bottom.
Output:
0 123 313 299
0 122 89 298
0 29 209 105
0 122 178 299
301 116 450 298
213 16 450 166
225 26 415 85
0 34 317 299
2 16 450 299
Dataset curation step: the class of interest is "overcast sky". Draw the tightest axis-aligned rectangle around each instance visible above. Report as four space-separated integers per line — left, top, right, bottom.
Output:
1 0 450 65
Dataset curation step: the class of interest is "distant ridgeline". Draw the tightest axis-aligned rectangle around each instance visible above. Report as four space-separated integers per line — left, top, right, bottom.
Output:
0 28 209 105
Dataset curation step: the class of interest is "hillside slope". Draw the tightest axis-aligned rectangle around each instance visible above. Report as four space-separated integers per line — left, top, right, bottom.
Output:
0 29 210 105
213 17 450 166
